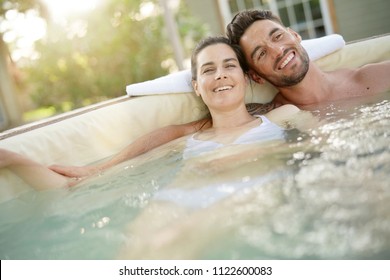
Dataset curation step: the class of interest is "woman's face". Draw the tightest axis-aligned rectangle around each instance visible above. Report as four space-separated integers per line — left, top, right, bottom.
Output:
192 43 248 112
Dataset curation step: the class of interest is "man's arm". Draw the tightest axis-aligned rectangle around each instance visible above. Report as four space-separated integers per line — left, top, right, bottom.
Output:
50 117 212 178
266 104 319 131
354 60 390 95
245 102 279 115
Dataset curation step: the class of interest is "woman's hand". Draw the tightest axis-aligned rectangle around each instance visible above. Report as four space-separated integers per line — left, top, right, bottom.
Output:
49 164 99 179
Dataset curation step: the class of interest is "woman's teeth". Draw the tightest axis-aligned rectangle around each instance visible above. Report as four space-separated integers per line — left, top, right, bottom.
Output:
214 86 232 92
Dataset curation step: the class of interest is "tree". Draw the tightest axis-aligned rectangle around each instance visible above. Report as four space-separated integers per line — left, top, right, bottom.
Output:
0 0 49 128
24 0 208 112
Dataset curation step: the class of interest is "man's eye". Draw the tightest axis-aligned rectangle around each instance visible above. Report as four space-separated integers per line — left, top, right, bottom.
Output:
258 50 266 60
275 33 283 40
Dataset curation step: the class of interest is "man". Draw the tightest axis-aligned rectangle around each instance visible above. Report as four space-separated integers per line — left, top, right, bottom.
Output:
226 9 390 107
50 10 390 178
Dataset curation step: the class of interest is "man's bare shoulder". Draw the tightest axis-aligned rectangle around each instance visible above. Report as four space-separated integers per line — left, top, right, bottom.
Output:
332 60 390 97
353 60 390 81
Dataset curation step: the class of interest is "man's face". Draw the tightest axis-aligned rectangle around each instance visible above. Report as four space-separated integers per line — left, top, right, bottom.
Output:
239 19 309 87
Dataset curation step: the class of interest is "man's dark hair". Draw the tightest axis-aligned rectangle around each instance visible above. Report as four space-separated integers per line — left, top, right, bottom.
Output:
226 10 284 45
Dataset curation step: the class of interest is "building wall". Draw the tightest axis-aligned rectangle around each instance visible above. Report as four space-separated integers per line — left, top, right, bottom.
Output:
185 0 390 41
184 0 223 35
333 0 390 41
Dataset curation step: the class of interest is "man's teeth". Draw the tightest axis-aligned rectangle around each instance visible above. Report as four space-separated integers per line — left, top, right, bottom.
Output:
214 86 232 92
280 53 294 69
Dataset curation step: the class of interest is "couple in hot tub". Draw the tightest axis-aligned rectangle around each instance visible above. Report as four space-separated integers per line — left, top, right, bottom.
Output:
1 9 390 190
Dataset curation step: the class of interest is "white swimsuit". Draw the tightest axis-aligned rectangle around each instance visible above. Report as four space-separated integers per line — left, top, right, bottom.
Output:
152 115 287 209
183 115 285 159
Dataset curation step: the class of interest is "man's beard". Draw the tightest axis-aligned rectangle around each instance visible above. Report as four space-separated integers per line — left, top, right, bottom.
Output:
264 48 310 88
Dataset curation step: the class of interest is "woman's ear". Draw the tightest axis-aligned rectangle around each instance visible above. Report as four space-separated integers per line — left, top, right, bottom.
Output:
192 80 201 96
248 70 265 85
244 73 250 86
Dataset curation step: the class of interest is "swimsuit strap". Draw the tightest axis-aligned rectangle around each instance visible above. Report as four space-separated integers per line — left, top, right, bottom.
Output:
255 115 272 124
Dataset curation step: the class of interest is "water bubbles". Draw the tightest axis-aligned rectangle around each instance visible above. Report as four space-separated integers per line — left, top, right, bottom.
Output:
293 151 305 160
92 216 111 229
310 136 322 145
123 192 152 208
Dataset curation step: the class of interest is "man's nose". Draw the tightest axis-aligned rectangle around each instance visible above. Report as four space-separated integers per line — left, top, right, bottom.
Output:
270 44 285 59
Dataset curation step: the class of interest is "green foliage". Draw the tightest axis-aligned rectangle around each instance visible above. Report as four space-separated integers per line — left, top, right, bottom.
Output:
21 0 208 112
1 0 42 14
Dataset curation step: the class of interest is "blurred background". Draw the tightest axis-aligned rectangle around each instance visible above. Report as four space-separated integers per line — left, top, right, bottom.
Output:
1 0 389 131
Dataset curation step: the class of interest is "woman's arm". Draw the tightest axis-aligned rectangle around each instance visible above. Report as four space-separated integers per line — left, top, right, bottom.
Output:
1 148 71 190
50 118 212 178
0 118 211 190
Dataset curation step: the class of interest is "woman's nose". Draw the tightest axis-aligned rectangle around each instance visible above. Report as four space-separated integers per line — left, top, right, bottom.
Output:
215 69 227 80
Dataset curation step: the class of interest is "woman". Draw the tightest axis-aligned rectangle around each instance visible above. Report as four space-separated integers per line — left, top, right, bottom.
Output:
0 36 313 191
